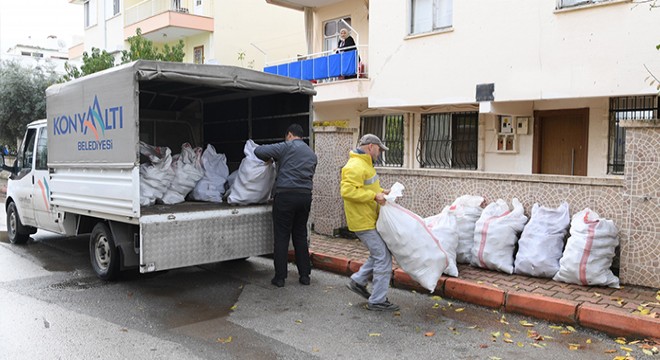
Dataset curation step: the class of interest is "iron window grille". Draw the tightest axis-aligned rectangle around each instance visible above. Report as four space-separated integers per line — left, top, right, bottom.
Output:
360 115 404 167
607 95 659 175
417 111 478 170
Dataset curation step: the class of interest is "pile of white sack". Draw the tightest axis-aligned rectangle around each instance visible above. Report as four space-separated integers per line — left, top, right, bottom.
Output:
139 140 275 206
375 182 621 291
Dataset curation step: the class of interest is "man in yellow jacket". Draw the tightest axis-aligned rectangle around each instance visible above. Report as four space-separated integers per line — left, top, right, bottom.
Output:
341 134 398 311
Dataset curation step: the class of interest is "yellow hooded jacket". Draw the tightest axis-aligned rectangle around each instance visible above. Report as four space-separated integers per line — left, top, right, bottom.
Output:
340 150 383 232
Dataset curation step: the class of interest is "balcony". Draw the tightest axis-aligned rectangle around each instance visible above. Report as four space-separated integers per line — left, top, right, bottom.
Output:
264 45 370 104
124 0 213 42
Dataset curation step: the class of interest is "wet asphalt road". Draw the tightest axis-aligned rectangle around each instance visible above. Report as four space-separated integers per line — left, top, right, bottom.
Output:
0 230 655 360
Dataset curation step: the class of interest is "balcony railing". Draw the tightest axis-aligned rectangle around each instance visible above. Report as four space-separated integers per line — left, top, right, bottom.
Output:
125 0 192 26
263 45 368 83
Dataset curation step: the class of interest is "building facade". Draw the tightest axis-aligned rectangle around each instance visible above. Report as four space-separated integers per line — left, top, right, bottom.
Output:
267 0 660 288
68 0 306 69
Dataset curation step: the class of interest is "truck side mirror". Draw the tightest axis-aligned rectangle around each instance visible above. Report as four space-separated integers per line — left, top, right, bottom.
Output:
0 154 17 175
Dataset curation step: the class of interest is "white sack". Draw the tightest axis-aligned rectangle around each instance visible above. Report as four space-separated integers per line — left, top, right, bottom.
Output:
553 208 620 288
425 205 459 277
191 144 229 203
139 141 174 206
161 143 205 205
376 182 450 292
452 195 484 264
471 198 528 274
227 140 276 205
514 202 570 278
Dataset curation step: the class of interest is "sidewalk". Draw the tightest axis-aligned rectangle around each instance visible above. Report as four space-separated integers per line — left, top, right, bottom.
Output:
306 232 660 341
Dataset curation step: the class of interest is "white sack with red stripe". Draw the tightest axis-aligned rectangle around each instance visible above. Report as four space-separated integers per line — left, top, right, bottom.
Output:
425 205 459 277
376 182 450 292
553 209 619 288
451 195 484 264
514 202 570 278
470 198 528 274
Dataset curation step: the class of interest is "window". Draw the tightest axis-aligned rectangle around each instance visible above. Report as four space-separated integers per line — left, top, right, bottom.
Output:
19 128 37 170
193 46 204 64
84 0 97 28
607 95 659 174
557 0 611 9
35 128 48 170
323 17 351 52
410 0 452 35
417 112 478 169
106 0 120 18
360 115 405 167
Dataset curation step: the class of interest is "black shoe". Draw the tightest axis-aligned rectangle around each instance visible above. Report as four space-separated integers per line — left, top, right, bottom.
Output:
299 276 310 285
271 278 285 287
367 300 399 312
346 280 371 300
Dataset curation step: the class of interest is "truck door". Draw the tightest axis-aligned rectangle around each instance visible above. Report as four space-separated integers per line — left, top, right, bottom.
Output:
11 127 39 227
32 126 61 232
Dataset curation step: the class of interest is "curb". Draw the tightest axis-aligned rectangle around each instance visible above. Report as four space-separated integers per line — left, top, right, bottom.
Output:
307 250 660 340
577 303 660 339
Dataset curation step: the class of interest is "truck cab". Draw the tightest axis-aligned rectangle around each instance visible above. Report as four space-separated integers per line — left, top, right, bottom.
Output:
4 120 62 243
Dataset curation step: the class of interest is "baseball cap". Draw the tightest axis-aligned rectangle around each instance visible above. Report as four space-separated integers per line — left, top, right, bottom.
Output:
358 134 389 151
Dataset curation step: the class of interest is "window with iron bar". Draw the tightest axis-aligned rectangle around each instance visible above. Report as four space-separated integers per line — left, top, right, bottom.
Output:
360 115 404 167
557 0 612 9
608 95 659 174
417 112 478 170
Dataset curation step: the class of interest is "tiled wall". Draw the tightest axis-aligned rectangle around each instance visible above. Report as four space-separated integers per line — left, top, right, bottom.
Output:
312 125 660 288
619 121 660 287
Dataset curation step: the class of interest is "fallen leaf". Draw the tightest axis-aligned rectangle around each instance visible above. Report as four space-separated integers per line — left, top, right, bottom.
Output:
312 347 320 352
295 319 303 324
432 303 440 309
549 325 564 330
517 342 524 348
620 346 633 352
368 333 381 337
479 344 489 349
500 315 509 325
477 281 484 284
628 340 640 345
519 320 535 327
424 331 435 337
467 325 478 329
488 357 501 360
431 295 443 301
217 336 233 344
569 343 580 350
394 311 401 316
503 338 513 344
643 349 654 356
615 338 628 345
491 331 501 338
604 349 617 354
586 339 592 344
593 292 602 297
566 325 576 332
120 328 128 332
455 308 465 312
504 332 512 338
530 343 544 348
230 304 238 311
560 330 572 335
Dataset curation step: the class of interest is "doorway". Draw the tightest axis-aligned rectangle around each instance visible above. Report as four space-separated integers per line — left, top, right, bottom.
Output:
532 108 589 176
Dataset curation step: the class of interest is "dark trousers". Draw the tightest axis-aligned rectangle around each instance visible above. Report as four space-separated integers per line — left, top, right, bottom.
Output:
272 192 312 280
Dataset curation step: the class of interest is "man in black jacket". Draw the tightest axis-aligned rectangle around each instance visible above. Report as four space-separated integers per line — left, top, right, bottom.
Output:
254 124 317 287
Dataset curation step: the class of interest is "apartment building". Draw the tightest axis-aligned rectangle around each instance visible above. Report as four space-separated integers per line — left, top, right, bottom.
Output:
267 0 660 288
68 0 306 69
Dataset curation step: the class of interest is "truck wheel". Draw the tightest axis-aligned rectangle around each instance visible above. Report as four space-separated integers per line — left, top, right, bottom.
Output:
7 202 29 244
89 223 119 281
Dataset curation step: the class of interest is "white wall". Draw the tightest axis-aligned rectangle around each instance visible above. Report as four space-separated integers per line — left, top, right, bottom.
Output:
368 0 660 108
212 0 306 69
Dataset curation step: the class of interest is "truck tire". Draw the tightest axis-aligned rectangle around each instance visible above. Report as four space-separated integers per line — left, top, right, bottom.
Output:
7 202 30 244
90 222 119 281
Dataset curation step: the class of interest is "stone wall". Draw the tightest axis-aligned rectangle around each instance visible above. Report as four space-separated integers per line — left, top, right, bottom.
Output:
311 126 658 288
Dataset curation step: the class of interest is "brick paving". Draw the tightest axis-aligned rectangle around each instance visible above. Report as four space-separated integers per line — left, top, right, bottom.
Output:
309 232 660 319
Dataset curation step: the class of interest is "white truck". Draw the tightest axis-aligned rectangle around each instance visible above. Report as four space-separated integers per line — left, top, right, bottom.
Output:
2 60 315 280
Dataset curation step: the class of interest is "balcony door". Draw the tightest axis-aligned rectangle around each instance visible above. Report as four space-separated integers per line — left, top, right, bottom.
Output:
533 108 589 176
194 0 203 15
